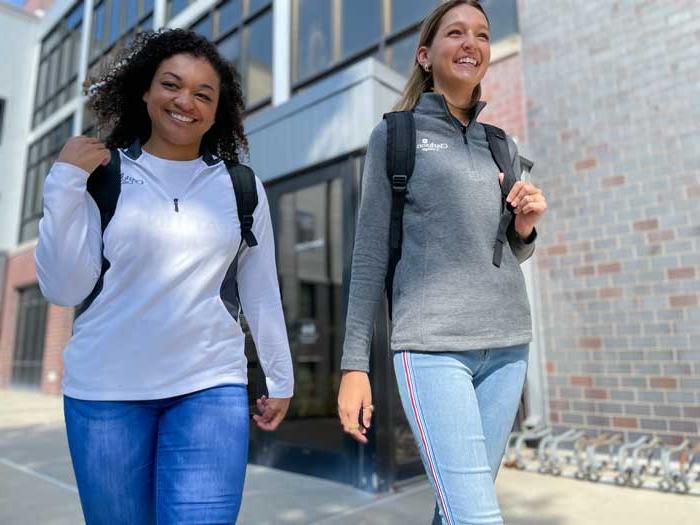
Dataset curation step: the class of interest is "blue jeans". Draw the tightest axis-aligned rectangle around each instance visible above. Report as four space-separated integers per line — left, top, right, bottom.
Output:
394 345 529 525
64 384 249 525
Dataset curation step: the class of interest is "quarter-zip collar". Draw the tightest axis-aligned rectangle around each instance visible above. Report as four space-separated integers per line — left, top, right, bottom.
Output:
122 139 222 167
414 92 487 135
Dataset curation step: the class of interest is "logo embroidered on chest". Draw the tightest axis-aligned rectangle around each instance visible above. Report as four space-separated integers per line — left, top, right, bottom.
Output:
416 137 449 152
121 173 144 185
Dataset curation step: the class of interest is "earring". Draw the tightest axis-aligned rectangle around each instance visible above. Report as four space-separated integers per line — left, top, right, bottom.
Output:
423 63 432 73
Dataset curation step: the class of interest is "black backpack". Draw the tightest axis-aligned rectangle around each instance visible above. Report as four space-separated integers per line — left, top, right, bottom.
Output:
383 110 528 317
76 145 259 317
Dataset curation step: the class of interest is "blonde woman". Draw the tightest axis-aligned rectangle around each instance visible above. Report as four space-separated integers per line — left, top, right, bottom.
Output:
337 2 546 523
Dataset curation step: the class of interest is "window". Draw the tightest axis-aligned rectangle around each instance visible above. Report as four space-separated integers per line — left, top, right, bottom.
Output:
481 0 519 43
33 2 84 127
19 118 73 242
0 98 5 144
341 0 382 60
11 286 49 388
91 0 154 62
125 0 140 28
293 0 386 84
190 0 273 110
389 0 438 33
294 0 332 82
293 0 520 87
219 0 242 34
293 0 382 83
249 0 271 14
191 13 214 40
386 30 420 79
167 0 193 20
244 10 273 106
218 31 241 71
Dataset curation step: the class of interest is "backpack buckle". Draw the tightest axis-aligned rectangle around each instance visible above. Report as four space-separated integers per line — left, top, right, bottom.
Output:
392 174 408 191
241 214 254 230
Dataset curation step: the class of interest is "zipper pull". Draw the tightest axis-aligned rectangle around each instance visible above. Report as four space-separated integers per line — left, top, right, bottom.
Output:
174 198 179 212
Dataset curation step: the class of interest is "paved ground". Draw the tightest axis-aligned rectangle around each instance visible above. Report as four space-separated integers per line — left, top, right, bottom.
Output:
1 389 699 524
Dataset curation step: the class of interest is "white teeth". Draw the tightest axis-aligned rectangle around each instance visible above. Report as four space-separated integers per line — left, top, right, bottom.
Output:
168 111 194 123
457 57 477 65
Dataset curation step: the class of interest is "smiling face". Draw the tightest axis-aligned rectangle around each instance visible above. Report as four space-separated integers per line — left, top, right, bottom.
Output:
142 53 221 158
418 4 490 98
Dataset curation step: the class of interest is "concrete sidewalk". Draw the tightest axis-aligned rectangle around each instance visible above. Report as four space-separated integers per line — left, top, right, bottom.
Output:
1 389 698 524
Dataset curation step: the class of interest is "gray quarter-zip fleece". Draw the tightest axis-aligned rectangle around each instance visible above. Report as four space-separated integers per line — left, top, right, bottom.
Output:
341 92 536 372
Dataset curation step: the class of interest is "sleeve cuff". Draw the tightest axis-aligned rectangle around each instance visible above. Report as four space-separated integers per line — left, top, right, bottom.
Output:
265 378 294 399
340 357 370 373
52 161 91 180
521 228 537 245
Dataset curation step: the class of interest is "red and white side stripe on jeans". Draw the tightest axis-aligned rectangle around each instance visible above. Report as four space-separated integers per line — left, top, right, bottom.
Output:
401 351 453 525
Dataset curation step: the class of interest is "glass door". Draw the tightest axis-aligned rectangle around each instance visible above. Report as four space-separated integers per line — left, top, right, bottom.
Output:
247 156 360 484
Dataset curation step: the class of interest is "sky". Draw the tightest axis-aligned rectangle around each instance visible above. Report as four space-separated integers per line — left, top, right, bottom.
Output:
2 0 25 7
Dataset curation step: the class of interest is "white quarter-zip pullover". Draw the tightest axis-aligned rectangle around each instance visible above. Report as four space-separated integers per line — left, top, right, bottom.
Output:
36 146 294 400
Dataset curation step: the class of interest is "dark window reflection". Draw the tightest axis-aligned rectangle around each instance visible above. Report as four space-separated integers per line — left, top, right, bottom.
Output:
295 0 332 82
219 31 241 72
387 30 419 78
390 0 438 33
281 179 344 448
249 0 271 14
246 164 349 454
125 0 139 28
34 2 83 127
20 118 73 242
341 0 381 59
219 0 242 35
108 0 122 46
245 11 273 105
191 14 213 39
481 0 519 43
168 0 190 20
12 286 48 388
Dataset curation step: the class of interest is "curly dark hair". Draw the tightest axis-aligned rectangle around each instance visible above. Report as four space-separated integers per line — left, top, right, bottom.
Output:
85 29 248 163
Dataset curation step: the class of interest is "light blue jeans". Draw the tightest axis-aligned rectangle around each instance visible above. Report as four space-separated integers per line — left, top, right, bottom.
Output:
394 344 529 525
64 384 249 524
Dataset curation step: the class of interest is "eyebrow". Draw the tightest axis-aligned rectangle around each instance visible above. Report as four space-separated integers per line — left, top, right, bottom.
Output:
443 21 489 32
161 71 215 92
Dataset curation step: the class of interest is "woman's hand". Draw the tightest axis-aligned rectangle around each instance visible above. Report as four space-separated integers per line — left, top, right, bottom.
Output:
499 174 547 238
57 136 111 174
337 371 373 444
253 395 291 431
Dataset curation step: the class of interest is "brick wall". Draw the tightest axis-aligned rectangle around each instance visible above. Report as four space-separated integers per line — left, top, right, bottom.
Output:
0 244 72 394
480 51 527 143
520 0 700 443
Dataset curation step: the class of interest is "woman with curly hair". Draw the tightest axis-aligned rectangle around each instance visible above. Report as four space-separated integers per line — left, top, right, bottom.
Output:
35 29 294 524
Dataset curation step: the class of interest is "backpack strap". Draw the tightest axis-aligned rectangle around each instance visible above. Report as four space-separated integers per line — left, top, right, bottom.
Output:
383 111 416 318
225 162 259 248
87 149 122 233
76 149 122 318
483 123 517 268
